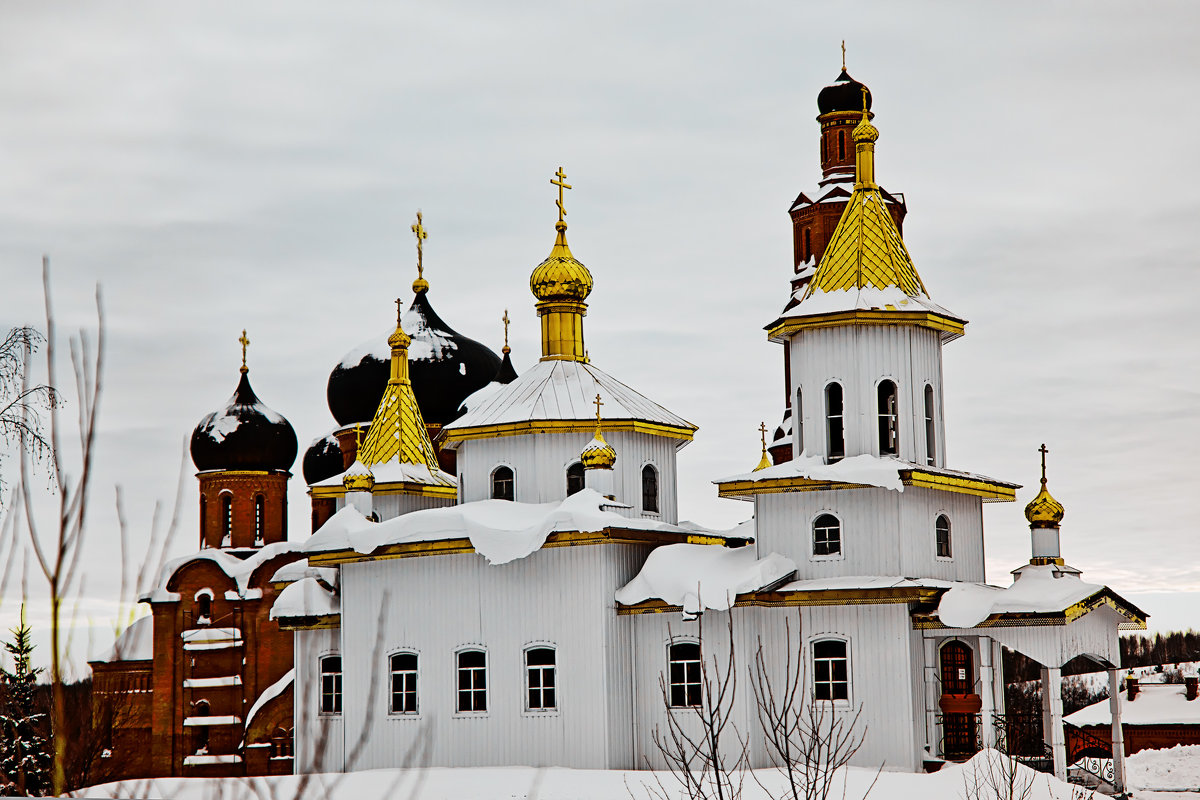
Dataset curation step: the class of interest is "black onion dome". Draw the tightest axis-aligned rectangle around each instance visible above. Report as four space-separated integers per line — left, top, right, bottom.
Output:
326 341 390 427
817 69 872 115
405 288 502 425
191 371 298 472
302 431 344 485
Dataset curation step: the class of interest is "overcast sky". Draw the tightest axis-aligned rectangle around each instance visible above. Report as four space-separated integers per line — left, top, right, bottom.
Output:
0 1 1197 670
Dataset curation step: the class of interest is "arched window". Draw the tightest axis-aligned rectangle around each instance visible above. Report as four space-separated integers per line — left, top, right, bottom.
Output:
795 388 804 454
199 494 207 547
838 130 845 160
877 380 899 456
940 640 973 695
390 652 418 714
924 384 936 466
667 641 701 708
220 494 232 545
821 136 827 162
320 655 342 714
825 383 844 462
254 494 265 544
525 647 556 711
812 513 841 557
196 592 212 623
936 515 952 559
804 228 812 262
813 639 849 701
566 463 585 496
642 465 660 513
456 650 487 712
491 466 514 501
270 727 293 759
191 700 211 754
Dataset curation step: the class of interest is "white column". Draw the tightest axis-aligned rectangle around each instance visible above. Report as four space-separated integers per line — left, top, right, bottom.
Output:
1109 667 1126 794
923 636 939 758
1042 666 1066 781
978 637 996 749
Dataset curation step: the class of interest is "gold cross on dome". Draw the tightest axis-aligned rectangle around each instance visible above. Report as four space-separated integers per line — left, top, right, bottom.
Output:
238 329 250 372
759 421 768 452
551 167 572 221
395 297 403 325
593 393 604 423
1039 443 1049 484
411 210 428 279
841 40 846 71
502 310 510 348
354 424 364 451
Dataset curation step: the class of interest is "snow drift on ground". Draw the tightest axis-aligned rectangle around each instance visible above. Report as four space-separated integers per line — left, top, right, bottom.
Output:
82 749 1104 800
1126 744 1200 793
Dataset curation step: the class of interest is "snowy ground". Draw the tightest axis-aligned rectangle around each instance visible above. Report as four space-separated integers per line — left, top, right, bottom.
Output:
78 748 1200 800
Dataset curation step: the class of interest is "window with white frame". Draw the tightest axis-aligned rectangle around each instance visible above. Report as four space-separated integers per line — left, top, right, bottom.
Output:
936 515 952 559
491 466 514 501
812 639 849 701
825 383 845 462
320 655 342 714
812 513 842 557
220 494 233 545
668 641 701 708
642 465 660 513
390 652 418 714
254 494 265 544
457 650 487 712
525 647 556 711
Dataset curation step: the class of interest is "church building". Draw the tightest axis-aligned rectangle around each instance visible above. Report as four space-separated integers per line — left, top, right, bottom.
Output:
95 64 1147 792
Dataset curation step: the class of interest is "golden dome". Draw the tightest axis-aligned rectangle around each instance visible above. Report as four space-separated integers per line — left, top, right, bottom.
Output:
343 459 375 492
581 431 617 470
531 222 593 302
412 276 430 294
852 114 879 144
388 323 411 350
1024 444 1064 528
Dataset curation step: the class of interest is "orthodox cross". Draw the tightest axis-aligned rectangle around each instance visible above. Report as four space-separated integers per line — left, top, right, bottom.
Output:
354 424 364 451
841 40 846 72
411 211 428 279
238 329 250 373
593 393 604 424
759 421 768 454
1039 443 1049 484
861 85 869 114
551 167 572 221
396 297 404 326
502 310 510 349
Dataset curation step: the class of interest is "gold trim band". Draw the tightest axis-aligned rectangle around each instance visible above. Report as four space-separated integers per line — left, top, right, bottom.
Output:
442 418 695 444
766 310 966 344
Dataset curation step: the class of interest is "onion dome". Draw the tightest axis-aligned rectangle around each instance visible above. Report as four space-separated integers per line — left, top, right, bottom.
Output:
817 69 873 115
581 432 616 470
325 288 503 428
303 431 344 485
1024 444 1065 528
342 458 375 492
191 368 298 472
853 110 880 144
530 221 593 302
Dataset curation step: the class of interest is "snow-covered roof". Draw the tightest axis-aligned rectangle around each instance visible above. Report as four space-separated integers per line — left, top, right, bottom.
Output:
269 577 339 621
302 488 715 565
312 459 456 490
615 543 796 614
268 559 338 587
96 615 154 662
245 668 294 733
446 358 694 437
1067 683 1200 727
717 453 1017 497
774 575 953 593
784 285 960 320
141 541 303 603
936 565 1110 628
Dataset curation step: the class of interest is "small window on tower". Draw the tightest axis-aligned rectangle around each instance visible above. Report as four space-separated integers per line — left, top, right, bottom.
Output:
491 466 515 501
196 593 211 623
804 229 812 262
924 384 936 466
220 494 232 546
877 380 899 456
838 130 845 160
254 494 265 544
199 495 207 547
936 515 952 559
795 388 804 454
566 462 585 496
812 513 842 557
642 465 660 513
825 383 845 462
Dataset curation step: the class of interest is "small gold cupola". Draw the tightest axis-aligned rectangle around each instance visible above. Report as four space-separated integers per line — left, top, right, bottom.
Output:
1024 443 1065 529
531 167 593 361
581 394 617 470
754 422 772 471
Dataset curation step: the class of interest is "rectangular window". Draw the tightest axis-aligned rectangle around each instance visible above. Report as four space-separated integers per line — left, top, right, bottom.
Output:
526 648 556 711
390 653 418 714
668 642 702 708
924 385 937 466
320 655 342 714
457 650 487 712
813 640 849 701
825 383 845 462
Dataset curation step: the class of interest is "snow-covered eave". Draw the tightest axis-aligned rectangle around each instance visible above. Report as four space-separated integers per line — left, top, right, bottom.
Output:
765 306 967 345
275 613 342 631
440 418 696 450
141 541 305 604
306 525 742 567
310 481 458 500
617 576 947 615
715 454 1017 502
917 586 1148 631
309 463 456 493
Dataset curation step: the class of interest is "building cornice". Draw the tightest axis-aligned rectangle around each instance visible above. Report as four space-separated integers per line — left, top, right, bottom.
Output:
441 418 695 445
617 585 941 616
765 310 965 344
716 468 1017 502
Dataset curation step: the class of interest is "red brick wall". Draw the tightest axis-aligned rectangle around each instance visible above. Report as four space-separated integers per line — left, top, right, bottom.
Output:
197 471 289 549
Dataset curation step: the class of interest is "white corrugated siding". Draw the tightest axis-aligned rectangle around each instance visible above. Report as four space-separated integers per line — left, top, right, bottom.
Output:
755 486 985 582
335 542 653 769
292 627 344 773
788 325 946 466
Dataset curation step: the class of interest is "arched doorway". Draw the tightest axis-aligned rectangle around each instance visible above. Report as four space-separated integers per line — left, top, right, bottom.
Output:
939 640 981 760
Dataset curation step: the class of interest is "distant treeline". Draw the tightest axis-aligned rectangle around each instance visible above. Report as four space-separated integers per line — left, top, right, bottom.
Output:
1004 629 1200 682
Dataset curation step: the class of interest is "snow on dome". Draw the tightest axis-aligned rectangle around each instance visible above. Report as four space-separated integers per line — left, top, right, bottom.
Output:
269 577 339 621
616 543 796 615
302 488 706 566
191 371 298 472
97 614 154 662
935 565 1104 629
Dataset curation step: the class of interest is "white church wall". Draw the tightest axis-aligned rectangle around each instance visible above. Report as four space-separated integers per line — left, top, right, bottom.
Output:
755 486 984 582
787 324 946 466
455 431 680 523
333 542 654 770
371 491 453 522
629 603 921 772
293 627 344 773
